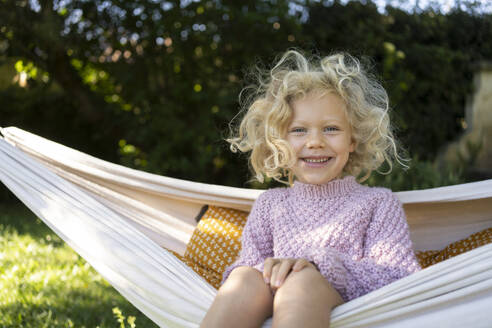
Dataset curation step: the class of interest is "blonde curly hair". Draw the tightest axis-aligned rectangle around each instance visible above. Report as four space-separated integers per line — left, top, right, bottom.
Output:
228 49 405 185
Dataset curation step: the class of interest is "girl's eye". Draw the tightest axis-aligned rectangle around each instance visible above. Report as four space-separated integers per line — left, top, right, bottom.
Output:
324 126 339 132
290 127 306 134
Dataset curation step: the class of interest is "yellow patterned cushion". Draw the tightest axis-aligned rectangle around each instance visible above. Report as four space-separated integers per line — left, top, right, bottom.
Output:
416 227 492 268
182 205 248 289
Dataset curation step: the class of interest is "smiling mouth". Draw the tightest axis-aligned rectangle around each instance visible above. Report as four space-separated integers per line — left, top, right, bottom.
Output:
302 157 332 163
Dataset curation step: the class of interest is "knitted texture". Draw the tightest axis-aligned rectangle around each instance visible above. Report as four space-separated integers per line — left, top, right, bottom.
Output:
221 176 422 302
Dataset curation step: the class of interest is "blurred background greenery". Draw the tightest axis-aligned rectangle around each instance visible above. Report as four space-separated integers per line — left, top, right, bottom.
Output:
1 0 492 203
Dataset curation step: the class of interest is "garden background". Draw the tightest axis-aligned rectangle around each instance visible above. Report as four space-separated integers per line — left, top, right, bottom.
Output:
1 0 491 326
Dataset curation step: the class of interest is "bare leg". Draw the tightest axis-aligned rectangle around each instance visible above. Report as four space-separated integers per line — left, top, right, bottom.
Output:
272 266 344 328
200 266 273 328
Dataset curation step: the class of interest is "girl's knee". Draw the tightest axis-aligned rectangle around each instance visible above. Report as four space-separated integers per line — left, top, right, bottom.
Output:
220 266 273 316
274 267 344 307
224 266 265 288
222 266 273 298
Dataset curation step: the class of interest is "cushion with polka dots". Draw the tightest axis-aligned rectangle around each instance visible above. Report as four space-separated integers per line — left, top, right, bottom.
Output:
416 227 492 268
182 205 248 289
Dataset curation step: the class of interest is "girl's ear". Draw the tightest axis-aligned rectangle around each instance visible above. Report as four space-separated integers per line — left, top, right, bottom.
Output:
349 138 356 153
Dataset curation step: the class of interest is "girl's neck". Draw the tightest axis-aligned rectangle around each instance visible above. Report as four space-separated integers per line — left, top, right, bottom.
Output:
291 176 358 199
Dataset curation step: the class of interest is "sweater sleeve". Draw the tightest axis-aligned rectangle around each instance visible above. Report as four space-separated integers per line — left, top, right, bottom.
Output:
307 191 421 301
220 191 274 285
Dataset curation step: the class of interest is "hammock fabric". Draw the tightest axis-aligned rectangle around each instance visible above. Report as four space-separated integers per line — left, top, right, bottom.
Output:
1 126 491 328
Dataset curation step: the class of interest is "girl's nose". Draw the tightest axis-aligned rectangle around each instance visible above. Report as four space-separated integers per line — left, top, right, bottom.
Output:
306 132 325 148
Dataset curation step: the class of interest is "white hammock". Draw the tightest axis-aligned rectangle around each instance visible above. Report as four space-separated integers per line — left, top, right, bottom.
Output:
0 126 491 328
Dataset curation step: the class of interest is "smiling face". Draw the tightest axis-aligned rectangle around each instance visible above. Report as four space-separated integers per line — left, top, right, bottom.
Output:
286 92 355 185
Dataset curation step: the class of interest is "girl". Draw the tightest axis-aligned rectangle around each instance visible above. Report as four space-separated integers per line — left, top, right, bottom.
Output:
200 50 421 328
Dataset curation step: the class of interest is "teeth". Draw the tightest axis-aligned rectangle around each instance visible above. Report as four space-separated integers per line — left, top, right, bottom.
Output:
304 158 329 163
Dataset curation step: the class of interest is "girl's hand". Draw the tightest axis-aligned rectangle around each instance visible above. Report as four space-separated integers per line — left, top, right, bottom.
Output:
263 257 317 291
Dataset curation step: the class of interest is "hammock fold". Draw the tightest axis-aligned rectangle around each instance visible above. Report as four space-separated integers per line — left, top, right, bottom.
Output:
1 126 491 328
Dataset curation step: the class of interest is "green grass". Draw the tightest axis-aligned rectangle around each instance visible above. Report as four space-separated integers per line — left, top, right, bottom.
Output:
0 202 159 327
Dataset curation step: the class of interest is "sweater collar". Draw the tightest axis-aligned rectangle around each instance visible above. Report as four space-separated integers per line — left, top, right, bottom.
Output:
291 176 359 198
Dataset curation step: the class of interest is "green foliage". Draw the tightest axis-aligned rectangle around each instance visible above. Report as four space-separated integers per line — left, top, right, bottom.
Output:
1 0 491 196
366 157 466 191
443 134 485 181
0 205 157 327
113 307 137 328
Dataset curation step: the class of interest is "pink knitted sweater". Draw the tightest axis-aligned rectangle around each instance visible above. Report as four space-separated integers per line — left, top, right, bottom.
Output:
221 176 421 302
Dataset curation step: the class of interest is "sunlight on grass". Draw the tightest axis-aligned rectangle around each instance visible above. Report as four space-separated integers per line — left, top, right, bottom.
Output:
0 204 158 327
